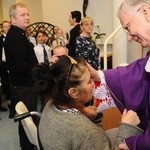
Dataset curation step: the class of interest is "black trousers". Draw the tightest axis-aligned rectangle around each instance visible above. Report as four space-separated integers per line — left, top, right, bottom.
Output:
11 86 37 150
0 62 11 100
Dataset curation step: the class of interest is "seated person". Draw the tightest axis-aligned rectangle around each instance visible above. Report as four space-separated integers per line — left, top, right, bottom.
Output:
34 31 52 64
50 26 59 45
32 56 143 150
52 28 68 50
26 27 36 46
34 30 52 110
37 25 46 32
50 45 67 64
37 25 50 46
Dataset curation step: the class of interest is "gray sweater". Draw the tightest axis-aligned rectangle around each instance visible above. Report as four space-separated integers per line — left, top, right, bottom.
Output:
39 102 143 150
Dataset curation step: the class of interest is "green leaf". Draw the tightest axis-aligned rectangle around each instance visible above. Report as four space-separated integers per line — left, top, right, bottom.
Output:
94 32 106 39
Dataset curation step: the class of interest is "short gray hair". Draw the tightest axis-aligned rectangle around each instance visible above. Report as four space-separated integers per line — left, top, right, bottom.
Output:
117 0 150 17
9 3 27 18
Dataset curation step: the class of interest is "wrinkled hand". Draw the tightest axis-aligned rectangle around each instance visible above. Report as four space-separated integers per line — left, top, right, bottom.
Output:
117 143 129 150
83 106 97 119
121 109 140 126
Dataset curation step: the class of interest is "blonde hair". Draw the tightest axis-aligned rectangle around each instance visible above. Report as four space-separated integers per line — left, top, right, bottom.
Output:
81 17 94 25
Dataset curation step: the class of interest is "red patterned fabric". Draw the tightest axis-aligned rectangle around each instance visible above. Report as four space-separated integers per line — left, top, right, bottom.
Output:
93 71 116 112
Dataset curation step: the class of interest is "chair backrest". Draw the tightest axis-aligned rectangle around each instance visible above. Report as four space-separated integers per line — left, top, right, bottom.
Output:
15 101 40 150
28 22 54 39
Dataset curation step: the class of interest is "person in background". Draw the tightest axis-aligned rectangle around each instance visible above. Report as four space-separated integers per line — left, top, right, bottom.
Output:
38 25 50 46
32 55 143 150
34 30 51 64
34 30 52 111
45 33 51 46
26 27 36 46
50 26 59 45
52 28 68 50
50 45 67 64
75 16 99 70
53 45 67 56
88 0 150 149
66 10 81 57
38 25 46 32
4 3 38 150
0 21 11 112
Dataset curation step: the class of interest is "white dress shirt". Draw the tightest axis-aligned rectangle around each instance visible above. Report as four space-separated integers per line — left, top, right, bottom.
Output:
2 33 6 62
34 44 52 63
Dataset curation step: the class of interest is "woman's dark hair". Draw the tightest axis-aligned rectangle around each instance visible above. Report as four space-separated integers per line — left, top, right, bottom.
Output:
71 11 81 23
32 56 86 106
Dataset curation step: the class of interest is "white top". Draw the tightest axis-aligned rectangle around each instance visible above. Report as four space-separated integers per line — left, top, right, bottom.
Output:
34 44 51 63
2 33 6 62
28 36 36 46
52 37 68 50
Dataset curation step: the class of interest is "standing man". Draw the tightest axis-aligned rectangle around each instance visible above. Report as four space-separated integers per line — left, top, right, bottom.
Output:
4 3 38 150
66 11 81 57
0 21 11 112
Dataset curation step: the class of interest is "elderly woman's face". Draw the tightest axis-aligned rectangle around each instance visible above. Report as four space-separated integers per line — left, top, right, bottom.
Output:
81 21 93 34
77 67 94 105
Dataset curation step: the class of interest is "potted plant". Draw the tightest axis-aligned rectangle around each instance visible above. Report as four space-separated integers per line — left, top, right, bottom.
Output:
93 25 106 44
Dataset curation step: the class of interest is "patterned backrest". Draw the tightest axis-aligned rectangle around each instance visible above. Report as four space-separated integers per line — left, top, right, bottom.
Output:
0 22 55 37
28 22 55 38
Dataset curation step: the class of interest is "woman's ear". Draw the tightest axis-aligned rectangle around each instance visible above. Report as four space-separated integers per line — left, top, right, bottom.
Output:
68 87 79 99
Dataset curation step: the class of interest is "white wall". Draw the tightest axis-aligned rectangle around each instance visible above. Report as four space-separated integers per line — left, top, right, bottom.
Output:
42 0 82 34
16 0 43 23
42 0 113 40
1 0 43 23
0 0 4 21
1 0 15 21
127 41 142 63
86 0 113 42
1 0 145 64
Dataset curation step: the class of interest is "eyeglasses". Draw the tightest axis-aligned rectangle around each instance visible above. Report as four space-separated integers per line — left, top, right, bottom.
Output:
65 56 77 87
123 8 140 33
82 22 94 27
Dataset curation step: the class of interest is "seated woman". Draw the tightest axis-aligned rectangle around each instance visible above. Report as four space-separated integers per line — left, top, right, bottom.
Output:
32 56 143 150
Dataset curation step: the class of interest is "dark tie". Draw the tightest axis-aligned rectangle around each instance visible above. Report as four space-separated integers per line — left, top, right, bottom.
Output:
43 46 49 64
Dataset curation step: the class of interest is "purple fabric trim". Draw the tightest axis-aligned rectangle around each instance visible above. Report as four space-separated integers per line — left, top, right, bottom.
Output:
104 51 150 149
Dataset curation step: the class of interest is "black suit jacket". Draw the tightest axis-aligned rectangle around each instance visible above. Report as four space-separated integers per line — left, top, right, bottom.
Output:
4 25 38 86
66 24 80 57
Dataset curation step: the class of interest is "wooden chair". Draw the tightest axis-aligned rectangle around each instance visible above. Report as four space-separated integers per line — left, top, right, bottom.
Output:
101 107 121 131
